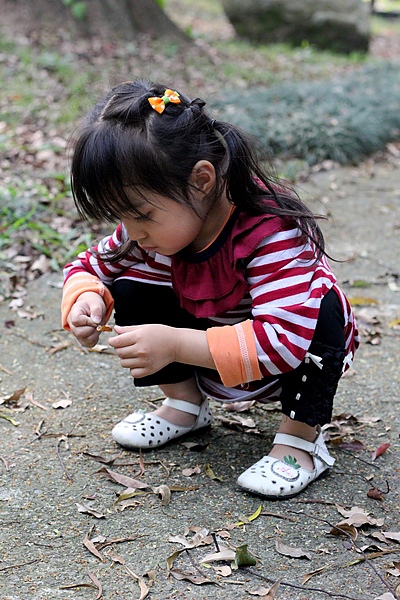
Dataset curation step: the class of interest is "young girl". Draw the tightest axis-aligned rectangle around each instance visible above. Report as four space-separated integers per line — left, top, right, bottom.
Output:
62 79 359 500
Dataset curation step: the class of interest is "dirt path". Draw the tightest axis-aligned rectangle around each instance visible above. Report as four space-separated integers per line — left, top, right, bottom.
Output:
1 158 399 600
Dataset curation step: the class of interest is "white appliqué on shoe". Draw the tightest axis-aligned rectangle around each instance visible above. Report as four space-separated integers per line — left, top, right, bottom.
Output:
271 460 300 481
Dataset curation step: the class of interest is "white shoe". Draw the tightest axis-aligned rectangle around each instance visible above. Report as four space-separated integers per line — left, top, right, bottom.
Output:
237 427 335 499
112 397 213 450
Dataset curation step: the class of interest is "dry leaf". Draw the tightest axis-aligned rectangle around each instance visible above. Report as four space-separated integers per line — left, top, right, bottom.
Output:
52 398 72 409
83 532 104 561
381 532 400 543
0 387 26 405
152 484 171 506
201 547 236 563
367 487 387 501
88 572 103 600
76 503 105 519
249 578 282 599
181 465 201 477
0 413 20 426
335 505 384 527
169 568 215 586
330 523 358 540
302 563 332 584
97 467 149 489
212 565 232 577
168 527 209 549
275 537 311 559
205 464 222 481
236 504 263 526
371 443 390 461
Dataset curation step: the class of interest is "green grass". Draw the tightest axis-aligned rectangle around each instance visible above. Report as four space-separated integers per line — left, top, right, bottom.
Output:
211 63 400 165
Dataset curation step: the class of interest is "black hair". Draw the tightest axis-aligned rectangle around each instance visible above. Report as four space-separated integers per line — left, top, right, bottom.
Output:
70 78 326 260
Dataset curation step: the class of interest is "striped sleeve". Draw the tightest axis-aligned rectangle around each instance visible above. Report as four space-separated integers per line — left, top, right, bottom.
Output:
246 225 337 376
63 224 172 287
62 224 172 327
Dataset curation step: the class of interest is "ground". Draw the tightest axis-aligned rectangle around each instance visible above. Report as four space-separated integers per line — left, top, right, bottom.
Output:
1 158 399 600
1 2 400 599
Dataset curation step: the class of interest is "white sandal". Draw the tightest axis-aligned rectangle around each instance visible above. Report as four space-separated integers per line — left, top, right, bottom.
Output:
237 427 335 499
111 397 213 449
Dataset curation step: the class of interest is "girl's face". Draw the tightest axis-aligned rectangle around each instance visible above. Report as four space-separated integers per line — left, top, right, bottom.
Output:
122 192 207 256
122 161 230 256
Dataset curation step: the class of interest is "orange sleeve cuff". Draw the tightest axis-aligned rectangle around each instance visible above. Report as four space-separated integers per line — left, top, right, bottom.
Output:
206 320 262 388
61 273 114 330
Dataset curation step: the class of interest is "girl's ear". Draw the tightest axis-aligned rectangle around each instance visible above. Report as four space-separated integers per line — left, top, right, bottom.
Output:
190 160 216 195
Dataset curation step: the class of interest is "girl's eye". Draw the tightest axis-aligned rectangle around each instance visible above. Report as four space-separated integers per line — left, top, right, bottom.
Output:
135 212 151 222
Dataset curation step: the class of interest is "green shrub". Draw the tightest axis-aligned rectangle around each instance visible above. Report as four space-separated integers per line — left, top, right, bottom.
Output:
211 63 400 164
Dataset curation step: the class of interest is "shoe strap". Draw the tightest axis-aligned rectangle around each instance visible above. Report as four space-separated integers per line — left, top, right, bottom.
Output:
162 397 202 416
273 432 335 467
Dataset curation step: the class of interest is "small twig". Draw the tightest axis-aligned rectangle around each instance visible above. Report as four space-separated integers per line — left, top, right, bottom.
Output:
56 436 73 481
211 532 220 553
0 559 40 572
0 455 10 470
339 448 381 469
0 363 13 374
261 510 298 521
10 330 48 348
245 567 365 600
185 548 221 585
288 509 400 600
296 498 336 506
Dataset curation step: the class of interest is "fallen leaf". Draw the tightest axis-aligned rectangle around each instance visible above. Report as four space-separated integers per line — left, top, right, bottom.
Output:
82 451 120 465
235 504 263 527
371 443 390 461
249 578 282 598
222 400 255 412
152 484 171 506
201 546 236 563
212 565 232 577
76 503 105 519
181 441 209 451
335 505 384 527
169 568 215 585
331 439 364 451
181 465 201 477
302 563 332 584
367 487 387 501
205 464 222 481
168 527 209 549
374 594 397 600
0 387 26 405
381 532 400 543
0 413 20 426
275 537 311 559
96 467 149 489
88 572 103 600
234 543 258 567
52 398 72 409
83 532 104 561
329 523 358 540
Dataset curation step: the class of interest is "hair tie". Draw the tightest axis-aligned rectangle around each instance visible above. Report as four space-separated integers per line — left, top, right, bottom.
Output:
209 119 217 128
148 89 180 114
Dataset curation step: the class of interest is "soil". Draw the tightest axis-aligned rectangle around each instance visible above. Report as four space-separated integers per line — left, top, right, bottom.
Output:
1 156 400 600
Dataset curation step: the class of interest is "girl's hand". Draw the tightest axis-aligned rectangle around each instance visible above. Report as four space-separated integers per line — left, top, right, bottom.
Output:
109 324 179 378
67 292 107 348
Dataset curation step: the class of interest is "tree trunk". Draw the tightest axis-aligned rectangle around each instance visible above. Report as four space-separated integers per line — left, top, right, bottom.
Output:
0 0 189 43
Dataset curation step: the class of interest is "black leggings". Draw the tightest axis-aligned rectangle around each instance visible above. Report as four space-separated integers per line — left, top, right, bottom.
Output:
111 280 346 426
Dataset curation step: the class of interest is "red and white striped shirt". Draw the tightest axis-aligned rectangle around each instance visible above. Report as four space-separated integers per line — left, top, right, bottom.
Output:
63 210 358 399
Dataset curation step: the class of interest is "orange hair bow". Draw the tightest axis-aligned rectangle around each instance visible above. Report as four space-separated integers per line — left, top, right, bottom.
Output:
148 89 181 114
